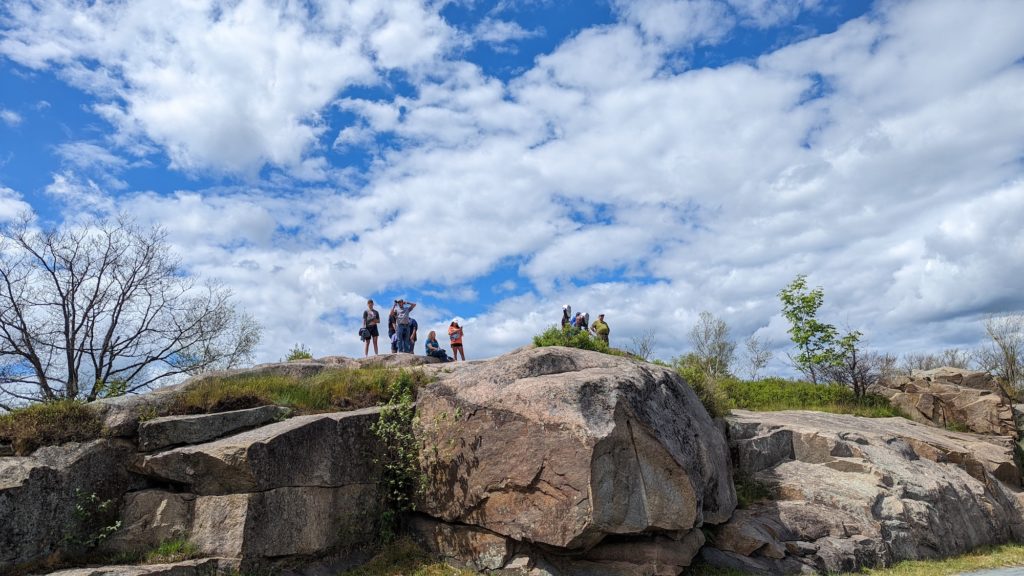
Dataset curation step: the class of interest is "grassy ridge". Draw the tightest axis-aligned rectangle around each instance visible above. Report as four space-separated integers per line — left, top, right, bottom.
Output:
168 367 431 415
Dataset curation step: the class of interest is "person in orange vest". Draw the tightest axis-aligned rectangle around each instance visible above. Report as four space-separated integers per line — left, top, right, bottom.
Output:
448 321 466 361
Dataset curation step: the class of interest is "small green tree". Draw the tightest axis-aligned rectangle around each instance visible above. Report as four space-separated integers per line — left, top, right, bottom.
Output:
778 275 862 388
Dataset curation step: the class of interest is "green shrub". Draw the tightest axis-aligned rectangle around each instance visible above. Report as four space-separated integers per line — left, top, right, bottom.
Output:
533 325 617 354
370 372 422 543
672 355 734 418
285 343 313 361
0 400 103 455
170 367 432 415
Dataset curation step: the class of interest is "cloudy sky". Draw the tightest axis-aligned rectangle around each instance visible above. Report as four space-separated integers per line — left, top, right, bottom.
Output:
1 0 1022 370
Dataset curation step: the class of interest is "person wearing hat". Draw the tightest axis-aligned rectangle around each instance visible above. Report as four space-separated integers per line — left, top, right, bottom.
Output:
591 313 610 344
392 298 416 353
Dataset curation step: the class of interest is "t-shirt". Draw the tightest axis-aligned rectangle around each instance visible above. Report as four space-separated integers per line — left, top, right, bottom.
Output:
448 326 463 345
363 309 380 327
425 337 440 352
593 320 609 336
396 303 413 324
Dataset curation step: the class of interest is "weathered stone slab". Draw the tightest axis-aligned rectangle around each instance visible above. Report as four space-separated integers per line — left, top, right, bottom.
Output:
138 405 291 452
140 408 382 494
190 485 379 560
408 515 514 571
414 346 735 550
704 410 1024 574
102 490 195 555
43 557 239 575
0 439 134 572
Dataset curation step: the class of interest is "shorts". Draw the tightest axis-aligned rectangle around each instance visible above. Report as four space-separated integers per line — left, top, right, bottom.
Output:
451 343 463 348
366 325 379 338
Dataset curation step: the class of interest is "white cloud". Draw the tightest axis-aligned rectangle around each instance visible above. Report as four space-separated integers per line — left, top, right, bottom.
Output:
615 0 735 48
726 0 821 28
0 109 22 126
0 0 456 175
473 17 543 44
0 186 33 222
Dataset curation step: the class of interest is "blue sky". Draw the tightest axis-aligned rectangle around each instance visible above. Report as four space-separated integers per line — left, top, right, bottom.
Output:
1 0 1022 368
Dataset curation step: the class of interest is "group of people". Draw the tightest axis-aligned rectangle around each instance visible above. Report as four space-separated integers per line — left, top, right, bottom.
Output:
359 299 466 362
561 304 610 344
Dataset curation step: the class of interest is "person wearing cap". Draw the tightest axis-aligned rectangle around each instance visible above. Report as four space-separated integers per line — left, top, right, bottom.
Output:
392 298 416 353
591 313 610 344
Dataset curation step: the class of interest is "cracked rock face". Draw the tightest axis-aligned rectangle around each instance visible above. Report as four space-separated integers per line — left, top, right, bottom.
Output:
414 346 736 551
703 410 1024 575
871 366 1017 438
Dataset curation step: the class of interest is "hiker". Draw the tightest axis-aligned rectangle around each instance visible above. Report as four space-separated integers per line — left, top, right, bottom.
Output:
387 308 398 353
362 299 380 356
392 299 416 353
561 304 572 329
449 321 465 361
425 330 452 362
591 313 610 344
410 316 419 354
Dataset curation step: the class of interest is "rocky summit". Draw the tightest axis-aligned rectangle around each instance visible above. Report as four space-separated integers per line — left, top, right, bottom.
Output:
2 349 1023 575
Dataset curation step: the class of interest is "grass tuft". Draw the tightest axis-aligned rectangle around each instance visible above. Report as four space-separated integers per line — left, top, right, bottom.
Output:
143 538 201 564
0 400 103 455
169 368 431 416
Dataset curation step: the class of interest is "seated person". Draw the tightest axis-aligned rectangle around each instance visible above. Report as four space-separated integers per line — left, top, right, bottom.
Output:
424 330 451 362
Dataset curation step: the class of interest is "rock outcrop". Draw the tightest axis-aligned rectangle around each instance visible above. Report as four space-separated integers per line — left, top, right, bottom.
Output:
703 410 1024 574
413 346 736 571
9 349 1024 576
1 439 135 572
871 366 1017 438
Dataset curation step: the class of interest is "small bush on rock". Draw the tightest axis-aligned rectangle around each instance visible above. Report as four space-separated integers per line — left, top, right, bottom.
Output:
285 343 313 361
370 371 423 543
533 325 619 354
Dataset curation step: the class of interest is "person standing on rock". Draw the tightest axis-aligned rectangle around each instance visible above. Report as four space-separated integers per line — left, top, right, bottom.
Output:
449 321 465 361
410 316 419 354
591 313 610 344
392 299 416 353
362 299 381 356
387 308 398 353
561 304 572 329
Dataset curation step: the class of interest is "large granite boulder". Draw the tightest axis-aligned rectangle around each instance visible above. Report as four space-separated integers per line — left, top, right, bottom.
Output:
871 366 1017 438
703 410 1024 574
414 346 735 558
0 439 135 572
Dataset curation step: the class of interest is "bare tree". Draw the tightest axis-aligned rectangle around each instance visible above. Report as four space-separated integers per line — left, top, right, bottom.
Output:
689 311 736 381
974 313 1024 396
628 329 657 361
0 214 261 405
742 335 773 380
899 348 973 375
